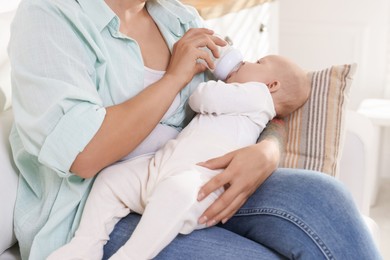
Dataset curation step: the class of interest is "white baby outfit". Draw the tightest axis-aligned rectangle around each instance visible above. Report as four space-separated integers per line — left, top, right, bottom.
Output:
48 80 275 260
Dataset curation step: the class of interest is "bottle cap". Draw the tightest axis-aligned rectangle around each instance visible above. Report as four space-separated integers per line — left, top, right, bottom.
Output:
213 47 243 81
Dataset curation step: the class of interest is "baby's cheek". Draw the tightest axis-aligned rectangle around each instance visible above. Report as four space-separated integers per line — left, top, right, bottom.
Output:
226 73 242 84
225 75 234 83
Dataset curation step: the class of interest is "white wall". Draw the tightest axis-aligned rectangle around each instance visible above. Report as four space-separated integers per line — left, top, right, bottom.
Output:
279 0 390 109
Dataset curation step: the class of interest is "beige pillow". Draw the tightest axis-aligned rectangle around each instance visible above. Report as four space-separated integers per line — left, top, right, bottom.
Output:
280 63 357 177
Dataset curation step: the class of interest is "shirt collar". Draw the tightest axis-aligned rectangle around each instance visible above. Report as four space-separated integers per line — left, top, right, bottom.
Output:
77 0 116 32
147 0 197 37
77 0 197 36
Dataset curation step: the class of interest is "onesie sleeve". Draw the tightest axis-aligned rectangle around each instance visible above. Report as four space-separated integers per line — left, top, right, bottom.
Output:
189 80 276 116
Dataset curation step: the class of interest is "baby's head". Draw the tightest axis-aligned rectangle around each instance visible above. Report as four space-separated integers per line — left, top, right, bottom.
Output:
226 55 311 118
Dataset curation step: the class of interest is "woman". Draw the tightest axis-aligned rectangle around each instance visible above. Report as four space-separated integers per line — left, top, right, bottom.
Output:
8 0 381 259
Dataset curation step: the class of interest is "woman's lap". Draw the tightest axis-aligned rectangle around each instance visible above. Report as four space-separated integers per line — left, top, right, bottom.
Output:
103 213 284 259
103 168 381 260
222 168 381 259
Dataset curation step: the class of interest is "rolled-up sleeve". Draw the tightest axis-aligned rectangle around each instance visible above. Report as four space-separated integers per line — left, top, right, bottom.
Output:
9 2 106 177
38 103 105 177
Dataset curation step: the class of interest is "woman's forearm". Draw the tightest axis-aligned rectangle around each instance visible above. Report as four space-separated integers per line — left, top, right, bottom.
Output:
257 118 287 167
70 74 183 178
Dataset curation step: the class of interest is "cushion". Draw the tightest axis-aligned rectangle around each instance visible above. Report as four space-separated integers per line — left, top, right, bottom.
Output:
0 109 19 254
280 63 357 177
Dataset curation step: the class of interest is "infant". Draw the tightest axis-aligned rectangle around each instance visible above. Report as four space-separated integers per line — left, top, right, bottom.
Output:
48 55 311 260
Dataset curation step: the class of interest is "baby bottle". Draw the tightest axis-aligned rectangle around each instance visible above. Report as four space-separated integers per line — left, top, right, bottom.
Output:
211 44 243 81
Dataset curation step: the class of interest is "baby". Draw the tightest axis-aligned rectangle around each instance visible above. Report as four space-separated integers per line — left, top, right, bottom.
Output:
48 55 311 260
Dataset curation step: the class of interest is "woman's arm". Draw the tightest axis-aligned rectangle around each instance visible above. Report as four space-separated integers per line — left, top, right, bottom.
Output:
10 2 223 180
71 28 226 178
70 74 187 178
196 118 287 226
257 118 287 159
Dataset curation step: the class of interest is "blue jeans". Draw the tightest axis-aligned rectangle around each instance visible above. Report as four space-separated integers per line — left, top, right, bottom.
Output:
103 168 382 259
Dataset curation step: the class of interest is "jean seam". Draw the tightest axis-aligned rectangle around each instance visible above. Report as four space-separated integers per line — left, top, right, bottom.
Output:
236 208 334 260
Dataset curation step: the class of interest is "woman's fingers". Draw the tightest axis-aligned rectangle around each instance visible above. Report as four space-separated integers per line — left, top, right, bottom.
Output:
197 153 233 200
213 191 247 225
196 153 239 225
207 34 227 58
186 33 227 64
197 169 251 227
196 48 215 70
197 172 231 225
197 143 278 227
197 152 232 170
166 28 227 86
180 33 226 70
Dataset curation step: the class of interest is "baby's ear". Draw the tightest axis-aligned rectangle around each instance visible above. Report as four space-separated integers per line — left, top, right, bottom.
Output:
267 81 281 93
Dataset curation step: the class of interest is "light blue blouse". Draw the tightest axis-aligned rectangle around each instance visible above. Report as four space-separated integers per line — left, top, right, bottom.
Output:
8 0 205 259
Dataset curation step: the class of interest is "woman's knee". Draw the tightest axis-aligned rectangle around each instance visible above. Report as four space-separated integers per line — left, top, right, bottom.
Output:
242 168 357 217
273 168 354 204
226 169 374 260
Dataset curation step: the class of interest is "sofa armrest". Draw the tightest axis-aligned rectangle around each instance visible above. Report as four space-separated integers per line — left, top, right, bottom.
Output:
338 110 379 215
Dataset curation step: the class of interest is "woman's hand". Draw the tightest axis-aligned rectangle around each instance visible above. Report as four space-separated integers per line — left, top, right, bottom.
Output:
165 28 226 88
197 139 280 227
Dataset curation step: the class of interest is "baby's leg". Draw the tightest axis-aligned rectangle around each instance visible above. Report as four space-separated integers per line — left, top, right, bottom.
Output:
47 156 152 260
112 166 223 260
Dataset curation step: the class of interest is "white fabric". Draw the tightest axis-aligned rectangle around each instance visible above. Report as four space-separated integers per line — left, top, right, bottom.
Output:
48 81 275 260
189 80 276 127
119 124 179 161
143 66 181 122
120 67 180 161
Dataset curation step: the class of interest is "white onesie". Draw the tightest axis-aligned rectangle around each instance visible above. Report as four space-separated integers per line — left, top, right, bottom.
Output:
48 80 276 260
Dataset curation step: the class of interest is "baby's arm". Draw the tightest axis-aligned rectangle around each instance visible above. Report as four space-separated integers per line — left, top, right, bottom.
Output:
189 80 273 115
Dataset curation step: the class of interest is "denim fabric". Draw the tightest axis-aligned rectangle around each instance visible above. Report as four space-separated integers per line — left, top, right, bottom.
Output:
103 168 382 260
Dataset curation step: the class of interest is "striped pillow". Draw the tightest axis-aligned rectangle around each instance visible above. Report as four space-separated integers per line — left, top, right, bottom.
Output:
280 64 357 177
